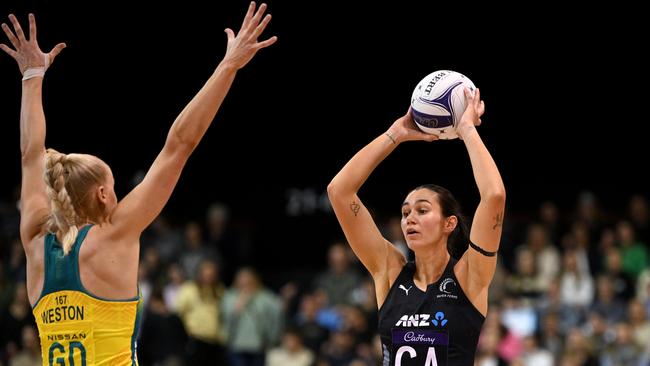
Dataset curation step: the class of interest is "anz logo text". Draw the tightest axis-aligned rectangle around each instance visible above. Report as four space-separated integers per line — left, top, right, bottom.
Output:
395 314 430 327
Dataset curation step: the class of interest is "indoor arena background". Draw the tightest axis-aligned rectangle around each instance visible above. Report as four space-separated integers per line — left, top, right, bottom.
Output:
1 1 649 365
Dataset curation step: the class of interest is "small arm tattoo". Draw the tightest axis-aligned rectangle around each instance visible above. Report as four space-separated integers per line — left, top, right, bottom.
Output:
350 201 361 216
492 212 503 230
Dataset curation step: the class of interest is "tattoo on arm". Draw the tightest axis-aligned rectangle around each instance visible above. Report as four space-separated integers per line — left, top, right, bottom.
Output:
350 201 361 217
492 212 503 230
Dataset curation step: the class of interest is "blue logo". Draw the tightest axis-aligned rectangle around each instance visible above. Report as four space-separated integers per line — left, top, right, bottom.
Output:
432 311 447 327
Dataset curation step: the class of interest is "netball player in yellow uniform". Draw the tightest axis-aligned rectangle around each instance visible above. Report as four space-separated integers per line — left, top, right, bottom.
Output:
1 4 276 365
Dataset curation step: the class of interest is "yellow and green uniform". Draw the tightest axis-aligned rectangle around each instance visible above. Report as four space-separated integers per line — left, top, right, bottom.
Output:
32 225 142 366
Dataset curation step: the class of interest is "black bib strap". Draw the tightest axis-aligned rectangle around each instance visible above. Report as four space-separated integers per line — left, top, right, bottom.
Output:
469 242 497 257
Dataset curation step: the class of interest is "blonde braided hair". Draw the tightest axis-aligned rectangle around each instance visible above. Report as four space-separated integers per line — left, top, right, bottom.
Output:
43 149 109 255
44 149 78 254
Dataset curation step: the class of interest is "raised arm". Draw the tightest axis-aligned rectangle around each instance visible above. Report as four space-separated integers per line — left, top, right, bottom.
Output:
457 88 506 292
327 112 437 282
111 2 277 238
1 14 66 245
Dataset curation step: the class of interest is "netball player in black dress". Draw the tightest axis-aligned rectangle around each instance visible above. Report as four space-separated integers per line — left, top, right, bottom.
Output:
328 88 505 366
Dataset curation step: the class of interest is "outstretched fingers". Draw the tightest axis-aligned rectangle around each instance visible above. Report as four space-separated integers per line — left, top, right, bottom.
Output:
253 13 272 39
249 3 268 32
240 1 257 32
0 43 17 57
250 5 276 48
1 22 19 49
49 42 66 62
256 35 277 49
241 3 276 49
223 2 276 69
8 14 26 43
28 13 36 42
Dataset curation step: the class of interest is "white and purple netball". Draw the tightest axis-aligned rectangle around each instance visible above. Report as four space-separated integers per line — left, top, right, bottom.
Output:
410 70 475 140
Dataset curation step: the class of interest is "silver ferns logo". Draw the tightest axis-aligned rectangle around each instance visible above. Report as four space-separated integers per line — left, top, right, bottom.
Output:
437 278 458 299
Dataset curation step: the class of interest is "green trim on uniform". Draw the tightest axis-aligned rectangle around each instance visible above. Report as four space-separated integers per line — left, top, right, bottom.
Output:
33 225 93 308
130 294 144 365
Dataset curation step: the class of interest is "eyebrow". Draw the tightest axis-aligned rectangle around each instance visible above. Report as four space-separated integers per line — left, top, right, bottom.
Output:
402 199 432 207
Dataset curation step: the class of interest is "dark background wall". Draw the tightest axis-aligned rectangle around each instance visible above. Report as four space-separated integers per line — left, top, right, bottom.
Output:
1 1 647 270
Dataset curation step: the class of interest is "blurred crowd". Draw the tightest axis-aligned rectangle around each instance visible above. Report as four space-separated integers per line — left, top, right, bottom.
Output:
1 191 650 366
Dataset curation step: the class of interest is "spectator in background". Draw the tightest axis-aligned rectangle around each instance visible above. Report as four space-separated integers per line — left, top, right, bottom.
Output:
637 269 650 310
559 249 594 310
575 191 604 242
138 288 187 366
340 305 373 345
590 275 627 325
627 194 650 243
627 300 650 350
519 333 553 366
179 221 219 280
313 242 361 306
563 221 598 275
600 322 641 366
538 200 562 245
206 202 241 283
487 259 508 306
0 284 34 361
598 227 617 254
616 220 648 278
266 328 314 366
518 223 560 291
350 334 384 366
562 328 598 366
602 247 635 301
143 216 183 264
537 279 581 334
206 203 231 249
538 312 564 357
8 326 40 366
501 296 538 339
291 294 329 354
176 260 226 365
583 311 613 354
141 244 165 289
475 324 508 366
311 288 343 332
318 330 357 366
222 267 283 366
163 262 185 312
506 248 543 300
348 277 378 327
